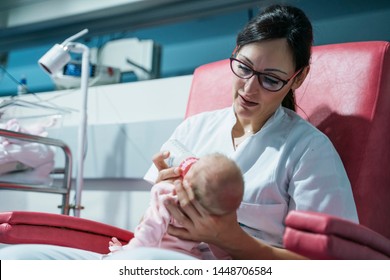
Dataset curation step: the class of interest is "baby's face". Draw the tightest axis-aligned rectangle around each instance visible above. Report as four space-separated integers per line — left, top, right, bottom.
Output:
182 159 202 186
183 156 215 186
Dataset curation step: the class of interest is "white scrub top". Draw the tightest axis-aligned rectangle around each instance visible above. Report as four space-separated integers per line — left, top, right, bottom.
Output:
144 106 359 246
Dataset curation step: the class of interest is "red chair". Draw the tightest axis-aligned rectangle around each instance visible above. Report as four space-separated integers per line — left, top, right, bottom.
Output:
0 211 133 254
1 41 389 258
185 41 390 259
283 41 390 259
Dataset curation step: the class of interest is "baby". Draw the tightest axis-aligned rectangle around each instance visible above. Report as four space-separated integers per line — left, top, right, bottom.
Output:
108 152 244 259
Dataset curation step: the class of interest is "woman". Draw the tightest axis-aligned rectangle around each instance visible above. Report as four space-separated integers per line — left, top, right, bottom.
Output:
144 4 358 259
0 4 358 260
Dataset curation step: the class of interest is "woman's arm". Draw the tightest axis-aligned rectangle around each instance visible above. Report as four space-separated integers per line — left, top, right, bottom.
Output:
164 180 306 260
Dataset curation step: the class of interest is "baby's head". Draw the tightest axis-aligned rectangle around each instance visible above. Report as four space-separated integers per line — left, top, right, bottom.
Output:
183 153 244 216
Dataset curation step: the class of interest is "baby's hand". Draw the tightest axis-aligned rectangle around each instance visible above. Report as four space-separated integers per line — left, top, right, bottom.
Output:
108 237 123 252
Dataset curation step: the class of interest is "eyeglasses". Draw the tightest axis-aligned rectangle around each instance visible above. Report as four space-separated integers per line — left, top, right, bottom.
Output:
229 57 302 92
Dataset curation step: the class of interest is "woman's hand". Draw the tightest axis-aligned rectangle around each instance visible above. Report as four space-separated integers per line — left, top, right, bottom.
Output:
164 180 241 246
164 181 305 260
152 151 181 183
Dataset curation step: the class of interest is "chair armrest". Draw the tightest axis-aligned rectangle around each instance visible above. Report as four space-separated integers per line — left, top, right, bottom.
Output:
0 211 134 254
283 211 390 259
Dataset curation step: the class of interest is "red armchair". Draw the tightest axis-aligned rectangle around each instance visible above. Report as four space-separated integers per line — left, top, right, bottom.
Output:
283 41 390 259
185 41 390 259
1 41 389 259
0 211 133 254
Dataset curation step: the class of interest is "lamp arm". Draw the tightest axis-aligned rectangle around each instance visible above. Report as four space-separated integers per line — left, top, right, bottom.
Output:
62 29 89 46
38 30 90 217
73 43 90 217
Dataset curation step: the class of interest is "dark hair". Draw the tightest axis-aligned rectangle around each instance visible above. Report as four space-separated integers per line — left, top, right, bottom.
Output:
236 5 313 111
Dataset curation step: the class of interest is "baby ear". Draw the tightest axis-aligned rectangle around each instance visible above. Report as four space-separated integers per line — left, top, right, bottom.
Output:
292 66 310 90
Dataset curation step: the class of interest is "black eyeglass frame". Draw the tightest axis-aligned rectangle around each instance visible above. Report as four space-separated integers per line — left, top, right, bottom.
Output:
229 57 302 92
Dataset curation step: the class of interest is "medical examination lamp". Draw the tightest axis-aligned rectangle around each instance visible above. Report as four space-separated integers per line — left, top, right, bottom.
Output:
39 29 90 217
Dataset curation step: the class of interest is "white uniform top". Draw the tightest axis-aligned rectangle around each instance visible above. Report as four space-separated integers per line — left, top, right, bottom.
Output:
144 106 359 247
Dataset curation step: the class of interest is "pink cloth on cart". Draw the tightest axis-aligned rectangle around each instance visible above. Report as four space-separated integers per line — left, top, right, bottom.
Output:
0 119 55 184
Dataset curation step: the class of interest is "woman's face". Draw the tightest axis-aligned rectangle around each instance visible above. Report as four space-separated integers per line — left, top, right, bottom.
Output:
232 38 302 126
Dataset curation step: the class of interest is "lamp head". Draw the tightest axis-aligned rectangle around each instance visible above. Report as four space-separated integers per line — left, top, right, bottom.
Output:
38 43 71 74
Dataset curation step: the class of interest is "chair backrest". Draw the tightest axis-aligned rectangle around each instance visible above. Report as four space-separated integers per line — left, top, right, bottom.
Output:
185 59 233 118
185 41 390 239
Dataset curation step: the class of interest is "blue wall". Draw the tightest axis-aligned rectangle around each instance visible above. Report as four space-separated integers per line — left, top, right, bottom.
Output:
1 3 389 96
